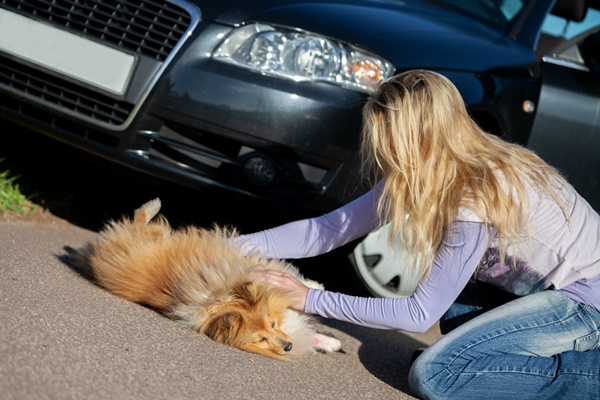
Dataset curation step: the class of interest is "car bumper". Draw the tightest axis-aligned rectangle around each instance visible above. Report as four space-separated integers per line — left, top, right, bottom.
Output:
0 2 370 212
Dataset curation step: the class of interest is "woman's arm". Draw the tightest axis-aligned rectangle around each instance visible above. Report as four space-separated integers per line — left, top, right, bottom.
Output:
303 222 489 332
235 184 383 259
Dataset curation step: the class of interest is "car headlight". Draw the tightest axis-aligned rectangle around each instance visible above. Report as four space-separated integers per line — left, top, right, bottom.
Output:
213 23 394 93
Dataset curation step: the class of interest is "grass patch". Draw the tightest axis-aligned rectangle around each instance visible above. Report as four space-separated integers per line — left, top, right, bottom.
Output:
0 158 32 214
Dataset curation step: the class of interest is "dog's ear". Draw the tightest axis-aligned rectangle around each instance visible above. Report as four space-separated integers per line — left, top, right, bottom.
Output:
233 281 295 312
203 312 243 344
231 281 255 299
229 281 263 309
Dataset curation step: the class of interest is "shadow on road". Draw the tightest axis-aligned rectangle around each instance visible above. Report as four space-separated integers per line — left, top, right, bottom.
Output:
319 318 437 392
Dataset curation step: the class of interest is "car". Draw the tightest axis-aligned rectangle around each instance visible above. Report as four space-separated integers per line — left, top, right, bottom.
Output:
0 0 598 298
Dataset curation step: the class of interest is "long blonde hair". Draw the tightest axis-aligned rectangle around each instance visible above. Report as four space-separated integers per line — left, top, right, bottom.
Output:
361 70 566 278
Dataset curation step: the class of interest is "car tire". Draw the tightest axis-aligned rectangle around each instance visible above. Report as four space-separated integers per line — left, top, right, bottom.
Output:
349 223 420 298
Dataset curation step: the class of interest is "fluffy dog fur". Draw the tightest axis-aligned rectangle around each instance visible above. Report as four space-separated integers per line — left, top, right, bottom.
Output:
74 198 342 360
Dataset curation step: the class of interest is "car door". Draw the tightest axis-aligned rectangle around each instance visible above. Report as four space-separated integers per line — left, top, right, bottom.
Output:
527 32 600 212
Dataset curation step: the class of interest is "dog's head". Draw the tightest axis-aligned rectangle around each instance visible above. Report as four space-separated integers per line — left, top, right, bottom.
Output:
202 282 295 360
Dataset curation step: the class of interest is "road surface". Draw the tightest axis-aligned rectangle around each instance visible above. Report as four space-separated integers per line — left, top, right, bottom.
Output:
0 220 441 400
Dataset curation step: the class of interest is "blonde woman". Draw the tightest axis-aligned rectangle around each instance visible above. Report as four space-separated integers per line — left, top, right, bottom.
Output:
239 70 600 399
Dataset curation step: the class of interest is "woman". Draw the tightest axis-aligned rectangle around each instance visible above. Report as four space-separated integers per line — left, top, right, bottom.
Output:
238 70 600 399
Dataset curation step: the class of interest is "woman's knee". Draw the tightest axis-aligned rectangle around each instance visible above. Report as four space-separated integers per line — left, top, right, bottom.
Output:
408 345 457 399
408 353 433 399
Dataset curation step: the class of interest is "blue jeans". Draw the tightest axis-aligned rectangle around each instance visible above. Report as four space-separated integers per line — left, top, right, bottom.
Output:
409 290 600 399
438 281 519 335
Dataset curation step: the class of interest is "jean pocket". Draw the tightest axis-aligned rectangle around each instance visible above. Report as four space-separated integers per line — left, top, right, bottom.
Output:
575 330 600 352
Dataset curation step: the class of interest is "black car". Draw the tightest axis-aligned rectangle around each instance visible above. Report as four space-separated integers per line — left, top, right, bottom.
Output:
1 0 599 296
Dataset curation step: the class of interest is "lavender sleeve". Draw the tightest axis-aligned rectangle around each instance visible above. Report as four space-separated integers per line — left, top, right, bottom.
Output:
305 222 488 332
235 184 383 259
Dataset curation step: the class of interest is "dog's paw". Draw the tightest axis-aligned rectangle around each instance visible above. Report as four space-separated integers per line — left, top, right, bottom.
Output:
312 333 343 353
303 279 325 291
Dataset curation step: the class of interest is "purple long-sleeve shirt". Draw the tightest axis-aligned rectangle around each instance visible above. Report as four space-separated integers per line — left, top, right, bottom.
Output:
237 184 600 332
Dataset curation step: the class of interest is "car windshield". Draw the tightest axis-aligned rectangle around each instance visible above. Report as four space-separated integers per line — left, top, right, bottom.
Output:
425 0 533 32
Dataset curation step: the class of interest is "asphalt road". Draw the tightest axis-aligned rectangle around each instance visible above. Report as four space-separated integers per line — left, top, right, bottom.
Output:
0 220 441 400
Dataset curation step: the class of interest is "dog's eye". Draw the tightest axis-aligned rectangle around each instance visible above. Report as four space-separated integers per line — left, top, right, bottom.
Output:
259 337 267 342
271 322 275 328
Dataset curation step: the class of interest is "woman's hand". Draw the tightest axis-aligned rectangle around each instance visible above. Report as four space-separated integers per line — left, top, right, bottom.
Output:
253 269 309 312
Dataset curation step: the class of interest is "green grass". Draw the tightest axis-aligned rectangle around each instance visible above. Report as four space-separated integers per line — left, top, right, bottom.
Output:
0 158 30 214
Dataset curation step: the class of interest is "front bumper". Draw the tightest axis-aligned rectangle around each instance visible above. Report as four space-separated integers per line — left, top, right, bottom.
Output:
0 0 370 212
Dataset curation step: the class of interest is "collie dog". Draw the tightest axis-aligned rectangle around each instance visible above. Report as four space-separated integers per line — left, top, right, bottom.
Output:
74 198 342 360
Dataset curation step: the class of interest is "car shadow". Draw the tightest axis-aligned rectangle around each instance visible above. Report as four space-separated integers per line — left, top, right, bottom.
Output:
317 318 440 394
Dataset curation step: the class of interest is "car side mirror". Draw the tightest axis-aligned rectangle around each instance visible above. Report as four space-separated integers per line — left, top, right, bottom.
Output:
580 31 600 77
551 0 587 22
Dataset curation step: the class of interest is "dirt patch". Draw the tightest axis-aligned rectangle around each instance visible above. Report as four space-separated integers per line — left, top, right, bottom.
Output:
0 201 70 225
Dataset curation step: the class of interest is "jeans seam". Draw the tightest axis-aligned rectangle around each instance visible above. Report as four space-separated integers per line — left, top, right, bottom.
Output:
414 292 600 399
446 297 589 376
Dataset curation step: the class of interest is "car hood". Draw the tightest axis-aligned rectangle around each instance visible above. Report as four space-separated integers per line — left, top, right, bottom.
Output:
192 0 538 71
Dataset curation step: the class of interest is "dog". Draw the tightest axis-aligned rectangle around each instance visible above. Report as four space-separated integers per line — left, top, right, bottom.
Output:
74 198 342 360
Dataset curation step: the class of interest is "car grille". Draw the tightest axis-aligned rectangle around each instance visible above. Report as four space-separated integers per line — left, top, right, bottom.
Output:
0 55 134 126
0 0 194 128
1 0 191 61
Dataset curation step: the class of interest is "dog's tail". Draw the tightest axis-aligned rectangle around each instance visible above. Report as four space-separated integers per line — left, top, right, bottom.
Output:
133 198 161 225
82 197 177 311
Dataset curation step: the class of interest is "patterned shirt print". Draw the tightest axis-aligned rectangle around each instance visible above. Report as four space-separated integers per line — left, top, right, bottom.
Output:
477 248 552 296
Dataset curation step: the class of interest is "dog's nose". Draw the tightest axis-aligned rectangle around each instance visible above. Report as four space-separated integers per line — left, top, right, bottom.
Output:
284 342 293 352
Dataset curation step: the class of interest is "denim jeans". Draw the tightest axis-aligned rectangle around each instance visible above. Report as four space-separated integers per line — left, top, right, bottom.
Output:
409 289 600 399
438 281 520 334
